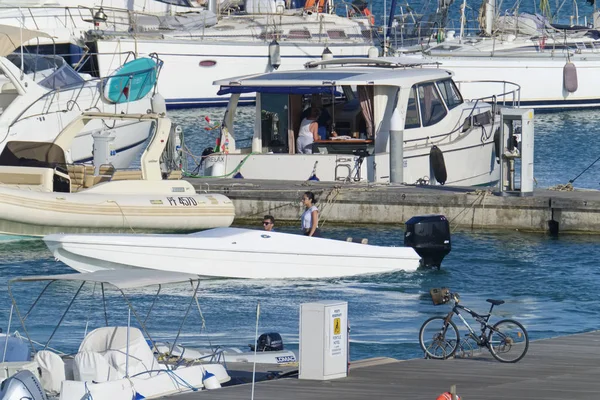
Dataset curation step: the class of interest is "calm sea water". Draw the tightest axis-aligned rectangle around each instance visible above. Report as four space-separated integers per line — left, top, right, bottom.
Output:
3 105 600 360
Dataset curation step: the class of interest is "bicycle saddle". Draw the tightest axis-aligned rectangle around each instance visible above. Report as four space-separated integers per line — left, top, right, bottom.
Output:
486 299 505 306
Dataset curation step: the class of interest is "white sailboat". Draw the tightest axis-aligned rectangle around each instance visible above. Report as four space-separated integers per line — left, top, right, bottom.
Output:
392 1 600 108
90 0 378 107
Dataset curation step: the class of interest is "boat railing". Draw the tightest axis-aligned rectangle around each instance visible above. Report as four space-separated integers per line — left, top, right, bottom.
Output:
9 54 161 129
454 80 521 108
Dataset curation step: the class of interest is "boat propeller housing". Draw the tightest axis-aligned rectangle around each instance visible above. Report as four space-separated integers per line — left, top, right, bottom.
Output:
404 215 452 269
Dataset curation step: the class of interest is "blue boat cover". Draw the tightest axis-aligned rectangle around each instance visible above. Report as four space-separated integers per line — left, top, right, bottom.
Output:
103 58 159 103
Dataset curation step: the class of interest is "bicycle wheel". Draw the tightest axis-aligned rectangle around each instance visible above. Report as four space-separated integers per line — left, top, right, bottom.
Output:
488 319 529 363
419 316 460 360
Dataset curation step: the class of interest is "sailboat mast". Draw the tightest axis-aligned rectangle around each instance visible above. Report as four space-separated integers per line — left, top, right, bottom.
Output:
484 0 495 36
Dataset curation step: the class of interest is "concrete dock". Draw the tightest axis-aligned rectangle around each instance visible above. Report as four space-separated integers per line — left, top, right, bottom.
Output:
172 330 600 400
186 178 600 233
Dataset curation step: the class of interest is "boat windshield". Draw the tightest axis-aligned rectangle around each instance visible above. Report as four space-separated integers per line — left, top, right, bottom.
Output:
7 53 84 90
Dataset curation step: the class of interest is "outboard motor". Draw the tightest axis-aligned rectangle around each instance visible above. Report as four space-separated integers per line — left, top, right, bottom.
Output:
249 332 284 352
404 215 451 269
0 370 47 400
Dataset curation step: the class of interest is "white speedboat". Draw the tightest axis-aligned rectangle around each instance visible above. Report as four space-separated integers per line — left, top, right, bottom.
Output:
1 269 230 399
0 24 164 168
202 56 510 186
44 227 422 278
0 112 234 236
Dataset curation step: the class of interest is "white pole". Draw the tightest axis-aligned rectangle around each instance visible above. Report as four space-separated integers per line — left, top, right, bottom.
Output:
2 304 14 363
383 0 387 55
250 301 260 400
459 0 466 43
126 308 130 378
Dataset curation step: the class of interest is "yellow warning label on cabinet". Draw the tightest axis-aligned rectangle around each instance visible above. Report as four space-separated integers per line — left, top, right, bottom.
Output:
333 317 341 335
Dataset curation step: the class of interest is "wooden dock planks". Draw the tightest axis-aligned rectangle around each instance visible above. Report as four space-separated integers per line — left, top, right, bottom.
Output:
171 330 600 399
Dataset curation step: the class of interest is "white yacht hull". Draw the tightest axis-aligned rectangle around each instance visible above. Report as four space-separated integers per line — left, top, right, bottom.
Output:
44 227 422 279
414 54 600 109
203 140 498 185
95 40 374 107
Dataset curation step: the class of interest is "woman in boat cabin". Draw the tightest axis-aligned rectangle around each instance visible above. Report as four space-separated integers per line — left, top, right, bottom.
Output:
297 107 321 154
301 191 320 237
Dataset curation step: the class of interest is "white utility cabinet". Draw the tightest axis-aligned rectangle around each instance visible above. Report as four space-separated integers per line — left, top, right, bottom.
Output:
299 301 348 380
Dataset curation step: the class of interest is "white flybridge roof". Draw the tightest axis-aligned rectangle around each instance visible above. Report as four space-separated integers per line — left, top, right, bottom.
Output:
214 57 452 88
10 269 201 290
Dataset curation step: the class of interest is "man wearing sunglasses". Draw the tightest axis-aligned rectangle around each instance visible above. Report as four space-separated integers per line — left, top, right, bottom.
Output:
262 215 275 232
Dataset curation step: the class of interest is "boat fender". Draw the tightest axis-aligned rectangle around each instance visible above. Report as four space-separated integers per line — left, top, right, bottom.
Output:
202 371 221 390
493 127 501 164
269 40 281 70
429 146 447 185
151 93 167 114
563 62 578 93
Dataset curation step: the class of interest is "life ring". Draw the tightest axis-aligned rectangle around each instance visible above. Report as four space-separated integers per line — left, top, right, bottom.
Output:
429 145 447 185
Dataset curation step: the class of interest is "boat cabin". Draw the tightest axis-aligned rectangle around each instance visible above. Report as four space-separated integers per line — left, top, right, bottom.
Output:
209 58 501 185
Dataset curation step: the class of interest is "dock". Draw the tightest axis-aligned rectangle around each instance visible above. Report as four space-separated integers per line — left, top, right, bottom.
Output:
186 178 600 233
172 330 600 400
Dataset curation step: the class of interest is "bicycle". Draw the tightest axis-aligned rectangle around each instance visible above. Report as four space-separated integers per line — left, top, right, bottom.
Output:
419 288 529 363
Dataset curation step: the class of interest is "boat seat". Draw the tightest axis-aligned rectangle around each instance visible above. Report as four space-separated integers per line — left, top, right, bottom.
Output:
67 165 95 191
1 82 17 94
68 164 116 191
167 170 183 180
35 350 66 394
111 170 143 181
73 351 120 383
78 327 164 378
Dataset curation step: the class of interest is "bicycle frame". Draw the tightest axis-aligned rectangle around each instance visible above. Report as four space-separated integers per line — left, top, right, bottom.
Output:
446 302 497 346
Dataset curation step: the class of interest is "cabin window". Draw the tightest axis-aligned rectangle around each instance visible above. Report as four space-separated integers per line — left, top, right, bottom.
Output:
288 30 311 39
327 30 347 39
417 82 447 127
405 86 420 129
437 79 463 110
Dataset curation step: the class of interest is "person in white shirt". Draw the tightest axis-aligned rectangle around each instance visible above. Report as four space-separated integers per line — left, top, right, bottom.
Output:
297 108 320 154
300 191 320 236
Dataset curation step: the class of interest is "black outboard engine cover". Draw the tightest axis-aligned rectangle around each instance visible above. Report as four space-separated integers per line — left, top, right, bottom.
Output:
404 215 451 269
256 332 284 352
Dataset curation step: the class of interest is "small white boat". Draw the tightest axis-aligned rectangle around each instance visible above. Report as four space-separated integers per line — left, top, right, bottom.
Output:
0 112 234 236
44 227 422 278
155 332 298 365
0 269 230 399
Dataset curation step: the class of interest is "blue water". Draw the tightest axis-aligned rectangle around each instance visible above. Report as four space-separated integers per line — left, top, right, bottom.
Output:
2 223 600 361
